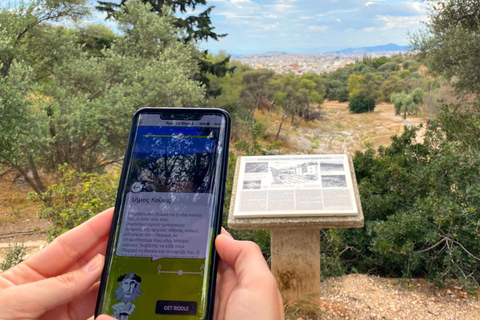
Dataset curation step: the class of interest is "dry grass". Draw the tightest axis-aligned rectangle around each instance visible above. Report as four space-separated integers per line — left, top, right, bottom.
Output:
0 175 40 223
254 101 425 156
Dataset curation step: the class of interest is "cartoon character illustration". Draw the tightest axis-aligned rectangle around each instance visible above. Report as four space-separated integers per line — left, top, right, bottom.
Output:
112 273 143 320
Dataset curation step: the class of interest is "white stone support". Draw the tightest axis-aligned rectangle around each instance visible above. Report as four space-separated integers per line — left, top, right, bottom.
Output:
271 229 320 303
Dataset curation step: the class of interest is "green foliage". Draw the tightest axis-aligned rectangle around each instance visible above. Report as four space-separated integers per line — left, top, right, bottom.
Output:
422 85 455 116
325 54 430 104
338 108 480 286
390 88 423 119
0 63 49 194
0 0 205 196
325 66 352 101
33 165 118 240
412 0 480 96
347 72 381 109
239 69 275 149
320 229 346 278
349 93 375 113
379 61 399 72
0 0 89 77
325 79 349 102
97 0 231 97
222 152 237 227
1 243 26 271
374 56 391 69
379 75 409 102
77 23 116 57
97 0 224 42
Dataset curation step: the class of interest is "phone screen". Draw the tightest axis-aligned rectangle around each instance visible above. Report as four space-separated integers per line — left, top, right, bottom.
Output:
96 109 229 320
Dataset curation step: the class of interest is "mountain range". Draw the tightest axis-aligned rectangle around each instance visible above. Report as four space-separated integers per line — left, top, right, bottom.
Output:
232 43 408 58
329 43 407 54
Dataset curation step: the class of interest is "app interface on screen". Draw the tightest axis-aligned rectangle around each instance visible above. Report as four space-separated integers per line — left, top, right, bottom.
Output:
99 113 226 319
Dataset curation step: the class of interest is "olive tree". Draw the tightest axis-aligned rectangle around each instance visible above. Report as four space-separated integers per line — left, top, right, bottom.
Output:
0 0 205 196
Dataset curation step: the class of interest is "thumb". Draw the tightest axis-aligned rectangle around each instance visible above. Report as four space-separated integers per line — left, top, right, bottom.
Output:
96 315 116 320
215 235 271 281
5 254 104 318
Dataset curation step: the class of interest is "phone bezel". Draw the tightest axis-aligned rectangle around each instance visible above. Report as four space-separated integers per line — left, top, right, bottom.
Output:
95 107 231 319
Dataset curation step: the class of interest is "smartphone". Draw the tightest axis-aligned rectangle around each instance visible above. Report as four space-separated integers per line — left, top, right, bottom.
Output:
95 108 230 320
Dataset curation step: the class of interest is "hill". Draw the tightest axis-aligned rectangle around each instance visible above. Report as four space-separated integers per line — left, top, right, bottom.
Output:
331 43 407 54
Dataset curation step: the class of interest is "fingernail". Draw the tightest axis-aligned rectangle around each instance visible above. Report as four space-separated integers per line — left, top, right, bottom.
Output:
82 254 104 272
221 228 234 239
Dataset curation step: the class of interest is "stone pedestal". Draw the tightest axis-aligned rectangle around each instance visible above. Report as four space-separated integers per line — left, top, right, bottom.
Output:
271 229 320 303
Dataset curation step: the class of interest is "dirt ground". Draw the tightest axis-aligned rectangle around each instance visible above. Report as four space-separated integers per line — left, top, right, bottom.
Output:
1 102 478 319
286 274 479 320
0 176 48 267
265 101 426 155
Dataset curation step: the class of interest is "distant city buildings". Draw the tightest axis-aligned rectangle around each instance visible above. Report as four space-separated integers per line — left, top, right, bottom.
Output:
233 51 403 75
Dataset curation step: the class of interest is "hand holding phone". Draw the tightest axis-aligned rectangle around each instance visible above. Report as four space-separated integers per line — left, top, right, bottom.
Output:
0 208 113 320
96 108 230 319
213 230 284 320
0 206 283 320
96 228 284 320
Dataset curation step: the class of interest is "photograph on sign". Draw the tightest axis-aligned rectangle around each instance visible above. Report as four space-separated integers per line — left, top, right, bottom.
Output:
233 154 359 218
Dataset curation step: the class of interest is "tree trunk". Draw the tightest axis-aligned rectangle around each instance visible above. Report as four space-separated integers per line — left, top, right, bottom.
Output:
1 58 13 77
11 164 45 198
250 99 260 150
275 114 288 140
28 156 46 193
269 100 275 116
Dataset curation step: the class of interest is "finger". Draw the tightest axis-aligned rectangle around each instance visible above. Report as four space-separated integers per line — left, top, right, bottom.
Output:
40 282 101 320
1 254 105 319
215 235 273 287
96 315 116 320
63 235 109 274
220 227 233 239
65 281 101 320
214 259 238 320
27 208 113 277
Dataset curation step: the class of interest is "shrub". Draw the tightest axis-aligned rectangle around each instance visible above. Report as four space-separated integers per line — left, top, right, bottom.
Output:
349 94 375 113
1 243 26 270
379 61 399 72
391 89 423 119
33 164 119 240
333 109 480 287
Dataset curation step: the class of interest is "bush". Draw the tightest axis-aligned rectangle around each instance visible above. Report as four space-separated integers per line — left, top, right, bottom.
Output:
33 164 119 240
391 89 423 119
379 61 399 72
1 243 26 270
332 109 480 287
349 94 375 113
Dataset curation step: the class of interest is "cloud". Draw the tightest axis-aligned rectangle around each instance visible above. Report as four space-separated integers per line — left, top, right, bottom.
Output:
202 0 429 54
308 26 328 31
377 14 428 30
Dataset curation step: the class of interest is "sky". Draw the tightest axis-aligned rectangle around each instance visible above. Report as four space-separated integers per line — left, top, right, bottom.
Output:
81 0 430 55
197 0 430 55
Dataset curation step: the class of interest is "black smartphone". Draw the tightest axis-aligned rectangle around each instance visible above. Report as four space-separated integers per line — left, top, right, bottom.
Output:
95 108 230 320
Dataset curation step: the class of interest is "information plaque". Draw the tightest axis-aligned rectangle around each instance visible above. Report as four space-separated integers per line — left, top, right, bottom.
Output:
228 154 364 303
232 154 359 218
